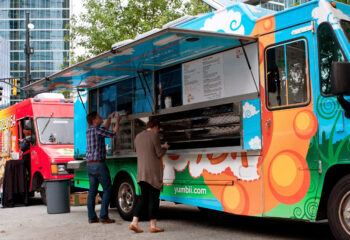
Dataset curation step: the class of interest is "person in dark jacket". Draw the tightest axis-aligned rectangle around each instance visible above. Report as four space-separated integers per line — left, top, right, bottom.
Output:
129 118 169 233
19 129 31 153
19 129 31 182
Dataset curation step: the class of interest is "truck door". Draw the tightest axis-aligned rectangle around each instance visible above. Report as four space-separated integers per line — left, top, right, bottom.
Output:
260 21 320 219
18 118 38 182
316 22 350 169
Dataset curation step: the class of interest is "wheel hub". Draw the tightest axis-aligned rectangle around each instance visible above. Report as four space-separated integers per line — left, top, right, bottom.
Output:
118 182 134 214
339 191 350 234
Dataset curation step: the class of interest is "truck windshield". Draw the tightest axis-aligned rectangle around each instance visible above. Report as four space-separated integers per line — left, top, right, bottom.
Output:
341 20 350 43
36 118 74 145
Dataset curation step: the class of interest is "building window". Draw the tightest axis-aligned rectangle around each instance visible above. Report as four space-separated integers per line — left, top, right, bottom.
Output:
265 39 309 109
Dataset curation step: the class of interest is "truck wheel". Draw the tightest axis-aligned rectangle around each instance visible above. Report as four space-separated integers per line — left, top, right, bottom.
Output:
40 188 47 205
115 176 136 221
328 174 350 240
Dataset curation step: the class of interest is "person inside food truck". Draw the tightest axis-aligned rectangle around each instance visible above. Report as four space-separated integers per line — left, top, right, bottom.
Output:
85 111 122 224
19 128 31 184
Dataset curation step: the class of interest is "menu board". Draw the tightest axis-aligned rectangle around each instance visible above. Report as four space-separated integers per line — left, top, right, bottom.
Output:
182 54 224 105
182 44 259 106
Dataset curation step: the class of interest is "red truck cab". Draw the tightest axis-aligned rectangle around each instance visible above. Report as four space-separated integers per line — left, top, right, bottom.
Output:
0 93 74 202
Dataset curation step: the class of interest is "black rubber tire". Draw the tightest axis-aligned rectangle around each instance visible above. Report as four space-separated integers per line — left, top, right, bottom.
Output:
327 174 350 240
40 187 47 205
198 207 214 213
115 176 136 221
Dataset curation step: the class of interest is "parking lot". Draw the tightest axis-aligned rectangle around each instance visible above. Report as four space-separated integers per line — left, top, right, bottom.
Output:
0 196 335 240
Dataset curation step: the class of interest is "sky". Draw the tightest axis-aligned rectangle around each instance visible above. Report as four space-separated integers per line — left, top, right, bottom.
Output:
72 0 84 17
71 0 85 56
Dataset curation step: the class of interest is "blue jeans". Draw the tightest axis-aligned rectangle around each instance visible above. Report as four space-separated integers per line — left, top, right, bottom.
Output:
86 162 112 220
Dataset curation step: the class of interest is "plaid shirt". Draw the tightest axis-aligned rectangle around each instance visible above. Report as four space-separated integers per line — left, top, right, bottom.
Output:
86 125 116 161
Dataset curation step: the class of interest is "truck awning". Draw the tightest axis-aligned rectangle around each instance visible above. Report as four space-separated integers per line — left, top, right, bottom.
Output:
24 27 257 92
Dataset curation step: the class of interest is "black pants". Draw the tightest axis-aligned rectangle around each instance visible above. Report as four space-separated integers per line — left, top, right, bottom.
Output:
23 154 31 191
134 181 160 220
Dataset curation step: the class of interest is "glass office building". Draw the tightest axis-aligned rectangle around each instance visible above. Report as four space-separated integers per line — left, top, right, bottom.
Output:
0 37 10 108
0 0 70 83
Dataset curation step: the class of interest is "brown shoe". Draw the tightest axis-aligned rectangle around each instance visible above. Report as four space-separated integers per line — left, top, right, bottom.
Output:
100 218 115 224
129 224 143 233
88 218 99 224
150 227 164 233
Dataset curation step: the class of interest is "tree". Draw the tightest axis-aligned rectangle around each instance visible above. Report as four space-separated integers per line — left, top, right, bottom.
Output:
184 0 213 15
59 89 72 98
67 0 210 64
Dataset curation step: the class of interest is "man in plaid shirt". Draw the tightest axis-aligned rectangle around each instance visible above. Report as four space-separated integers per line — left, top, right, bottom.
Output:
85 111 121 224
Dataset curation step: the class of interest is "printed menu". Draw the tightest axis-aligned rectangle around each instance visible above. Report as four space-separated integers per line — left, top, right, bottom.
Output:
182 54 224 105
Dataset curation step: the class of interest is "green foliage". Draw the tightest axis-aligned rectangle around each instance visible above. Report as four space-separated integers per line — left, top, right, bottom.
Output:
68 0 210 64
185 0 211 15
59 89 72 99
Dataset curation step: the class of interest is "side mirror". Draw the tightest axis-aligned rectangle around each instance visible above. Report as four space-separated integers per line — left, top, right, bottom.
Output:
330 62 350 95
331 62 350 118
24 119 32 130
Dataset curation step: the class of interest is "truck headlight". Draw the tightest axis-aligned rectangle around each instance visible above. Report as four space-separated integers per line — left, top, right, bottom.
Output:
57 164 66 173
51 163 68 175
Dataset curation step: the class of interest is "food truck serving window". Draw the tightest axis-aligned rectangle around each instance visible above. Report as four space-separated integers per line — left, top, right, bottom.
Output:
89 89 98 113
157 103 241 150
156 65 182 109
152 44 260 150
89 76 153 118
266 39 309 109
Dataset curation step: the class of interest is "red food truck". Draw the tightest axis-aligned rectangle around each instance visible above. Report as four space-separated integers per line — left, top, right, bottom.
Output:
0 93 74 204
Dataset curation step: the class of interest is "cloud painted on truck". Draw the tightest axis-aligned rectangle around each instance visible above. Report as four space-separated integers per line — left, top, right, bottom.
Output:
163 153 260 185
248 136 261 150
179 4 259 35
200 9 245 34
243 102 260 119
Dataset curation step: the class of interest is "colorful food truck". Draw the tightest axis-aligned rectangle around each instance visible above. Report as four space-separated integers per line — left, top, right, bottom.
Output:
0 93 74 203
24 0 350 239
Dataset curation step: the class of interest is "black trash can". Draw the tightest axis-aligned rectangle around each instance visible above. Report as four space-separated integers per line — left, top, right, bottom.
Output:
45 179 70 214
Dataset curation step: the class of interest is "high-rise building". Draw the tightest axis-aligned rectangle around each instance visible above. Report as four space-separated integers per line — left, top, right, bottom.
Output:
0 37 10 108
0 0 70 85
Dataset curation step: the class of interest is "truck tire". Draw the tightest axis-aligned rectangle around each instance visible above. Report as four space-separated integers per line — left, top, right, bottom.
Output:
198 207 215 214
115 176 136 221
328 174 350 240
